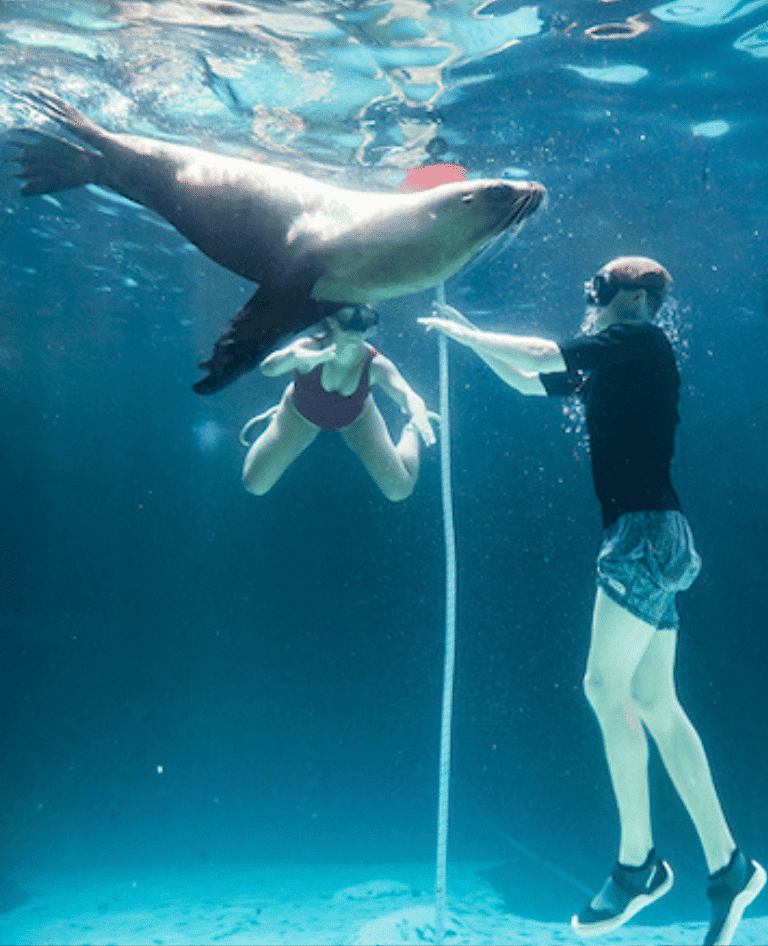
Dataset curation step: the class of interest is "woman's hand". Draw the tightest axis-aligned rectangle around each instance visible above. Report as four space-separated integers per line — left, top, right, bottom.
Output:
294 340 337 370
407 397 437 446
261 337 336 376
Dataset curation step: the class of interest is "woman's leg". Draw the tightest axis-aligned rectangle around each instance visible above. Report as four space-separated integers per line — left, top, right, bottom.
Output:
631 630 736 874
241 389 320 495
583 587 658 866
341 397 419 501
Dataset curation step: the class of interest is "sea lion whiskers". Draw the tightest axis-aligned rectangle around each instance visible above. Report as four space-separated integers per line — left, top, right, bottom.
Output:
437 182 546 279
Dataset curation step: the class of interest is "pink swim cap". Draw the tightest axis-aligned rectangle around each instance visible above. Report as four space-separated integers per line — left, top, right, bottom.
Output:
397 163 468 192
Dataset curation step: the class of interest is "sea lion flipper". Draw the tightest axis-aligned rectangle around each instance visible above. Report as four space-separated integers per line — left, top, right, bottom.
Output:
193 282 323 395
9 130 99 196
18 89 109 151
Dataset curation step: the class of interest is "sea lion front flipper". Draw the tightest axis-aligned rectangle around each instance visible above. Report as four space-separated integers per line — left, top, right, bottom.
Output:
193 279 324 395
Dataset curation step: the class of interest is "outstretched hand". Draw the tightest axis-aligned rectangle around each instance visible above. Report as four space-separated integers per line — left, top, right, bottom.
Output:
430 301 475 328
418 315 475 345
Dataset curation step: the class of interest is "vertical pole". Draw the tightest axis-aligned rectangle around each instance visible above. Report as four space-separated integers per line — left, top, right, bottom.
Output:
434 282 457 945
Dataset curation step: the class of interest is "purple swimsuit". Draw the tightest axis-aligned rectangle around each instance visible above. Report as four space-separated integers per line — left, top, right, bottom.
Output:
292 347 377 430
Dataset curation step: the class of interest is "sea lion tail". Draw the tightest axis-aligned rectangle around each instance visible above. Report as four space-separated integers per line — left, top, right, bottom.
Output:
9 130 99 195
17 89 109 151
8 89 111 195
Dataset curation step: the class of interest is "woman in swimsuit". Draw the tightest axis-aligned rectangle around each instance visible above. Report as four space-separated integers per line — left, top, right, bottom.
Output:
240 305 436 500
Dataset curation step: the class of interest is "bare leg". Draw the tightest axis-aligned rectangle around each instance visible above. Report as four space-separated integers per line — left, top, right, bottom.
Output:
583 588 657 866
632 630 736 874
578 589 762 943
241 388 320 495
341 397 419 501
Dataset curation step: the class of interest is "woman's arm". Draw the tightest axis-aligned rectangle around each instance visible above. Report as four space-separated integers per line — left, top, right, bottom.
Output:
370 354 436 446
260 337 336 377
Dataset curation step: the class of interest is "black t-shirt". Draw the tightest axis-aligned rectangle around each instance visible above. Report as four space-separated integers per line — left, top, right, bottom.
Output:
541 320 682 528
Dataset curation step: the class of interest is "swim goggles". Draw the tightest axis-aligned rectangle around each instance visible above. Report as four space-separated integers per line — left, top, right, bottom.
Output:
584 272 664 308
333 303 380 332
584 273 622 307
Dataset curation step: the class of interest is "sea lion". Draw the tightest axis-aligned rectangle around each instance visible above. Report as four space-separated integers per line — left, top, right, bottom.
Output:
10 90 545 394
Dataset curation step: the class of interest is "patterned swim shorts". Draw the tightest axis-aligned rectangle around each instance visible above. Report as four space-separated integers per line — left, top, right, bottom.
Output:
596 510 701 630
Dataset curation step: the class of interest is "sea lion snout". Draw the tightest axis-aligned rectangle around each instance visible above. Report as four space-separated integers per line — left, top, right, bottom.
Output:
487 182 525 202
470 178 545 233
510 179 546 208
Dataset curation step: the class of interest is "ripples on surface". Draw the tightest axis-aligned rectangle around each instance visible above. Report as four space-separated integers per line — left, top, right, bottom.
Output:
1 1 766 179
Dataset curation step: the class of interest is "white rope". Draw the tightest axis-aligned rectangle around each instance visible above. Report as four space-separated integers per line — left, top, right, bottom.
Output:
434 281 458 945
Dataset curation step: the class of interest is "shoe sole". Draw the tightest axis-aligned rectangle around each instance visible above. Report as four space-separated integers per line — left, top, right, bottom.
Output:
571 862 674 937
710 860 766 946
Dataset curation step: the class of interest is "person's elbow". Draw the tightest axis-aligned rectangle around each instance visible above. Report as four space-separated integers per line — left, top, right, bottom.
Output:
511 372 548 397
531 343 565 374
242 465 270 496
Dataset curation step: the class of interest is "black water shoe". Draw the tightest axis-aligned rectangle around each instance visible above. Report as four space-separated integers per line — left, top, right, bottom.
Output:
704 848 765 946
571 848 673 937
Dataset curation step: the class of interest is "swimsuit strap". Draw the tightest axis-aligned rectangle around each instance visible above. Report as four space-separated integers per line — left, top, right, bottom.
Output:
239 404 279 446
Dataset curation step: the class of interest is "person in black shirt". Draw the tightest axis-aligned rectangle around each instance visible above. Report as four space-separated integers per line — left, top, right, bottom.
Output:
420 256 764 946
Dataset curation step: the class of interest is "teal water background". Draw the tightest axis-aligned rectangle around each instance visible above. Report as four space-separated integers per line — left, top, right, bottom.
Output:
1 0 766 923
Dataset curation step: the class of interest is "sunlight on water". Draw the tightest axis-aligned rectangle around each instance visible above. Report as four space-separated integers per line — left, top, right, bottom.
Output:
652 1 768 28
566 64 650 84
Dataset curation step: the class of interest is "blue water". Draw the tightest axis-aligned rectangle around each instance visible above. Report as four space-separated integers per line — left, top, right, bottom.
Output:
1 0 767 930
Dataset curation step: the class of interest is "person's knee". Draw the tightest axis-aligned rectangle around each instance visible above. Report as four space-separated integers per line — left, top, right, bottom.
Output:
633 681 680 730
583 665 631 712
381 478 415 502
243 480 270 497
631 679 661 714
583 666 605 709
242 470 273 496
